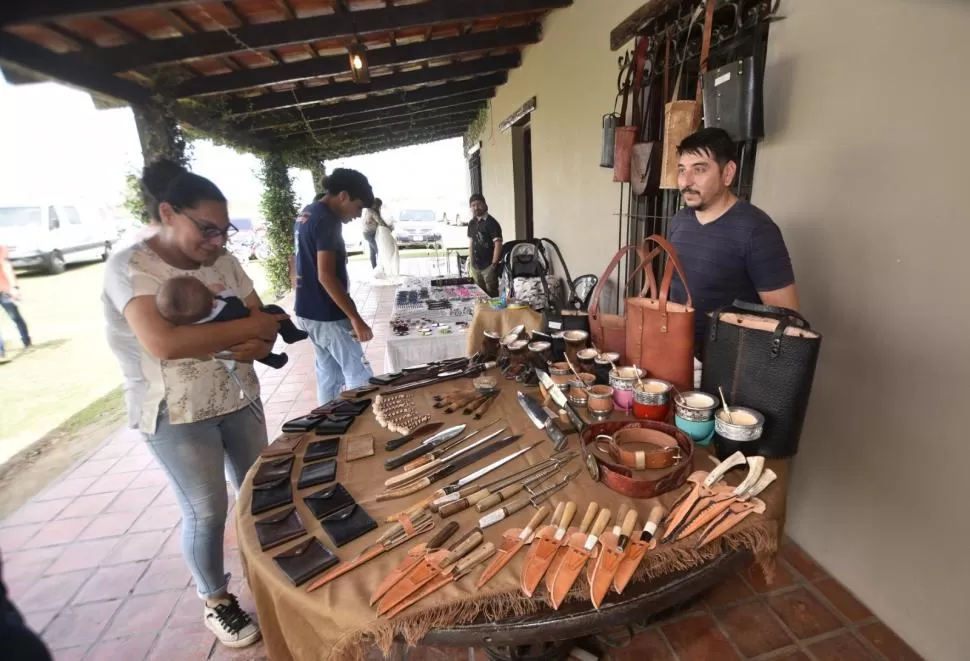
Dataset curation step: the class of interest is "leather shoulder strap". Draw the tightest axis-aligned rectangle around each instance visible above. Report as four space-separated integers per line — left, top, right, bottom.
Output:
638 234 693 309
588 245 642 320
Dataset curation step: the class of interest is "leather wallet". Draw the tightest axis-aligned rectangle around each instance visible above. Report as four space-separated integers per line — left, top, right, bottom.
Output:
297 458 337 489
319 503 378 547
345 434 374 462
253 455 294 486
314 416 354 435
282 414 323 433
311 399 371 418
254 506 306 551
273 537 339 586
251 476 293 515
303 483 355 521
261 433 305 458
304 438 340 463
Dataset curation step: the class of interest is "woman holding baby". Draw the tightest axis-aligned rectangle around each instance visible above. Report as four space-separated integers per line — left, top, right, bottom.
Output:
101 159 281 649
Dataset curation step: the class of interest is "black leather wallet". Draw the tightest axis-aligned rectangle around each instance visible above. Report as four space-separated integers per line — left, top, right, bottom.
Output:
253 455 294 486
320 503 378 547
273 537 339 586
369 372 403 385
314 416 354 435
282 414 323 433
296 458 336 489
304 438 340 463
303 483 355 521
251 475 293 515
254 506 306 551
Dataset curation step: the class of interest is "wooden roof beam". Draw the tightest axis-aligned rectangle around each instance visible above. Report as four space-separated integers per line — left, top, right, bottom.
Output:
264 99 486 137
283 110 478 145
0 1 202 27
229 52 518 115
278 122 468 157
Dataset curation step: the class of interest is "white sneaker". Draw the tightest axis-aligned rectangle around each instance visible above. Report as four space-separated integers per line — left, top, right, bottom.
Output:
204 594 261 648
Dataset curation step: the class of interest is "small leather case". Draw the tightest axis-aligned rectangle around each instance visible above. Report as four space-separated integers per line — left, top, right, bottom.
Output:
319 503 378 547
254 506 306 551
253 455 294 486
314 416 354 435
251 476 293 515
297 458 336 489
369 372 403 385
261 433 305 458
304 438 340 463
282 414 323 433
345 434 374 462
303 483 355 521
312 399 371 418
273 537 339 586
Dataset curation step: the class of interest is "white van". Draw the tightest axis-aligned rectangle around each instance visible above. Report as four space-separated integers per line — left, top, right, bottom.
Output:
0 204 113 274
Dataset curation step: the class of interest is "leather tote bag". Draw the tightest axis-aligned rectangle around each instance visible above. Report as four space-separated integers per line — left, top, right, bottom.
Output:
625 235 695 391
700 301 822 458
588 245 646 360
659 8 703 190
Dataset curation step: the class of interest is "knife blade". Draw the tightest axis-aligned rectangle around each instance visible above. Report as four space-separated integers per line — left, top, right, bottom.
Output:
430 441 542 499
613 505 666 594
384 424 468 470
520 501 577 597
474 463 567 512
376 527 484 615
477 469 577 530
384 542 497 618
590 507 638 608
661 451 747 542
385 427 507 488
517 391 567 450
401 425 508 472
535 369 587 434
545 502 598 596
549 508 612 609
384 421 444 451
369 521 459 605
476 505 550 588
676 467 776 541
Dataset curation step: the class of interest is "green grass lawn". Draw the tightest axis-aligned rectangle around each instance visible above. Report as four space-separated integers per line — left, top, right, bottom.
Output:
0 258 272 461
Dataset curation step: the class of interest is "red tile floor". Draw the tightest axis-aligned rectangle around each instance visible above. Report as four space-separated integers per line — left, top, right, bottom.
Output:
0 260 924 661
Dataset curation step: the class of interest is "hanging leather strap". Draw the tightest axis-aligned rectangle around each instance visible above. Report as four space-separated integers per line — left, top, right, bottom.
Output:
634 235 694 326
588 245 646 323
696 0 717 103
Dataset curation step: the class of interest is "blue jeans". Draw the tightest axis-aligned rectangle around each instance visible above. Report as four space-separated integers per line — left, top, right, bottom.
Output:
364 233 379 269
143 401 267 599
299 317 373 404
0 293 31 355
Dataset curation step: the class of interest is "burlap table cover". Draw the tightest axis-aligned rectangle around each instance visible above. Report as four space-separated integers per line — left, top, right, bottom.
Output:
465 303 543 355
236 374 786 661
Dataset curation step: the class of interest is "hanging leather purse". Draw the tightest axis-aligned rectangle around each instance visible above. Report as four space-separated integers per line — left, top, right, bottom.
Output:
613 53 636 183
700 301 822 458
660 6 705 190
701 55 764 141
631 39 658 197
625 235 695 391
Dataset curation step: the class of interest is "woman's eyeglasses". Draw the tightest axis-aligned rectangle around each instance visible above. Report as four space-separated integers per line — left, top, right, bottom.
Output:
178 209 238 241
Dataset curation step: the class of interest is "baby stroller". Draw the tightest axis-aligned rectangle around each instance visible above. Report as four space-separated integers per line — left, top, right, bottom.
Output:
499 238 597 312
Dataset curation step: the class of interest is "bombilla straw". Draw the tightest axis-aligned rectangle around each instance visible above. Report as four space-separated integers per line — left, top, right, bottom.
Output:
564 356 591 391
633 364 645 388
718 386 735 424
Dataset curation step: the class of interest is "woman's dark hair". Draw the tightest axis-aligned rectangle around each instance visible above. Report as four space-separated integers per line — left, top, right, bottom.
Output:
142 158 227 221
372 197 383 210
323 168 374 208
676 127 738 169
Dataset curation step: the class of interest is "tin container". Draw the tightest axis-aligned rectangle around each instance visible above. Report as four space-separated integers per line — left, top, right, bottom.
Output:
527 340 553 368
586 385 615 420
632 379 672 421
482 330 501 361
713 407 765 459
609 366 646 411
577 348 598 373
673 391 718 422
548 361 572 377
568 373 595 403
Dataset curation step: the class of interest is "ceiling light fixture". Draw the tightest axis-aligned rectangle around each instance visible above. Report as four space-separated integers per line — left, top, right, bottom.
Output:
348 43 370 84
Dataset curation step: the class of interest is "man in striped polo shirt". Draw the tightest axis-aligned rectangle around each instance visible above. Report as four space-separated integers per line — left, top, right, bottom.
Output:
669 127 800 352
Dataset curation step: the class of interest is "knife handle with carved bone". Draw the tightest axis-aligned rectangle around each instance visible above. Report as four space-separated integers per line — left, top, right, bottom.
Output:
616 509 639 552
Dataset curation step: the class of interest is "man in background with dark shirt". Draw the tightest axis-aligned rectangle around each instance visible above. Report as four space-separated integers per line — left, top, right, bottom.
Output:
466 193 503 297
670 127 799 350
295 169 375 404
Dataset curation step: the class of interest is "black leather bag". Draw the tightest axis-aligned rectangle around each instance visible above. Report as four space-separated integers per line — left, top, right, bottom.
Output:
254 506 306 551
700 300 822 458
304 438 340 463
303 483 356 521
273 537 339 586
319 503 378 547
251 476 293 515
253 456 294 486
701 56 764 141
297 459 337 490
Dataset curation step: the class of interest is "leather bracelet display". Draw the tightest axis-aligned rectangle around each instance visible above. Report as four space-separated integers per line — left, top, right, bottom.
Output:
581 421 693 498
593 426 682 470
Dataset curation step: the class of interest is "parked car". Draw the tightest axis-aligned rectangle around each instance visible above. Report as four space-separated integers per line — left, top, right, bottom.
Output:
0 203 113 274
394 209 441 247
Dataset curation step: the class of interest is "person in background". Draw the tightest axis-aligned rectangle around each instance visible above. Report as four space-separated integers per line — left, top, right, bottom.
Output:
295 169 376 404
466 193 503 297
670 127 799 349
102 159 284 649
0 244 32 361
361 197 383 270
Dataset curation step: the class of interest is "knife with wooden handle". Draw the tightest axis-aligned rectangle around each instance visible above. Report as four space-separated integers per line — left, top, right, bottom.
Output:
544 502 597 596
590 507 638 608
384 421 445 452
662 451 746 540
520 501 577 597
384 542 497 618
369 521 459 605
385 428 507 487
384 424 469 470
549 508 612 610
475 505 550 588
474 463 563 511
676 468 777 540
612 504 666 594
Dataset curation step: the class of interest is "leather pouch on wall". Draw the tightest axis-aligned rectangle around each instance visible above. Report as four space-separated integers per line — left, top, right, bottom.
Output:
304 438 340 463
251 476 293 515
660 101 701 189
253 456 294 486
273 537 339 586
314 416 354 435
701 301 822 458
303 483 355 521
613 126 637 182
254 506 306 551
297 459 337 490
701 56 763 141
630 142 655 196
320 503 378 547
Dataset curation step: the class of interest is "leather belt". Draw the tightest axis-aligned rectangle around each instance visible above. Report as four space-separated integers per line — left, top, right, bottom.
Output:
581 421 693 498
594 427 682 470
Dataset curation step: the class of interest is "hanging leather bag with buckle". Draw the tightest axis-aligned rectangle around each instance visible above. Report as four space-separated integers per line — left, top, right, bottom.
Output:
625 235 695 391
700 301 822 458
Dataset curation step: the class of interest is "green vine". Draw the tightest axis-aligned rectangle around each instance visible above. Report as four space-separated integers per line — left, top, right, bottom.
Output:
259 152 299 297
464 104 489 147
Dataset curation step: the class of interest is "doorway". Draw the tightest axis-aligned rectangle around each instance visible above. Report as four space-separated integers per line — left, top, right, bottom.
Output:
511 119 534 239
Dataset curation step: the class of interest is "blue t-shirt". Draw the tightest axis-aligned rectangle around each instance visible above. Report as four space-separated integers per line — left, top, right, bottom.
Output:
294 201 349 322
668 199 795 344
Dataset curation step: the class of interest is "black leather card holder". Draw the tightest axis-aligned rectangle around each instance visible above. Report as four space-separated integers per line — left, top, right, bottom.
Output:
251 475 293 515
304 438 340 463
314 416 354 435
253 455 294 486
273 537 339 586
319 503 378 547
303 483 355 521
296 458 336 490
254 506 306 551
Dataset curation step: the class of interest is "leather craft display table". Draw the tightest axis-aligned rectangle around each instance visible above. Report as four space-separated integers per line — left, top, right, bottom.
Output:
466 303 544 355
236 371 788 661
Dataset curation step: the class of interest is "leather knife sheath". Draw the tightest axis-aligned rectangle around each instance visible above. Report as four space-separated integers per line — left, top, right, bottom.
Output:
369 521 458 605
588 531 621 608
519 524 561 597
376 548 450 614
543 527 578 596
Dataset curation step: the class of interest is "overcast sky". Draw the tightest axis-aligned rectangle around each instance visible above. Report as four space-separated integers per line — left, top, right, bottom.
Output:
0 75 469 221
